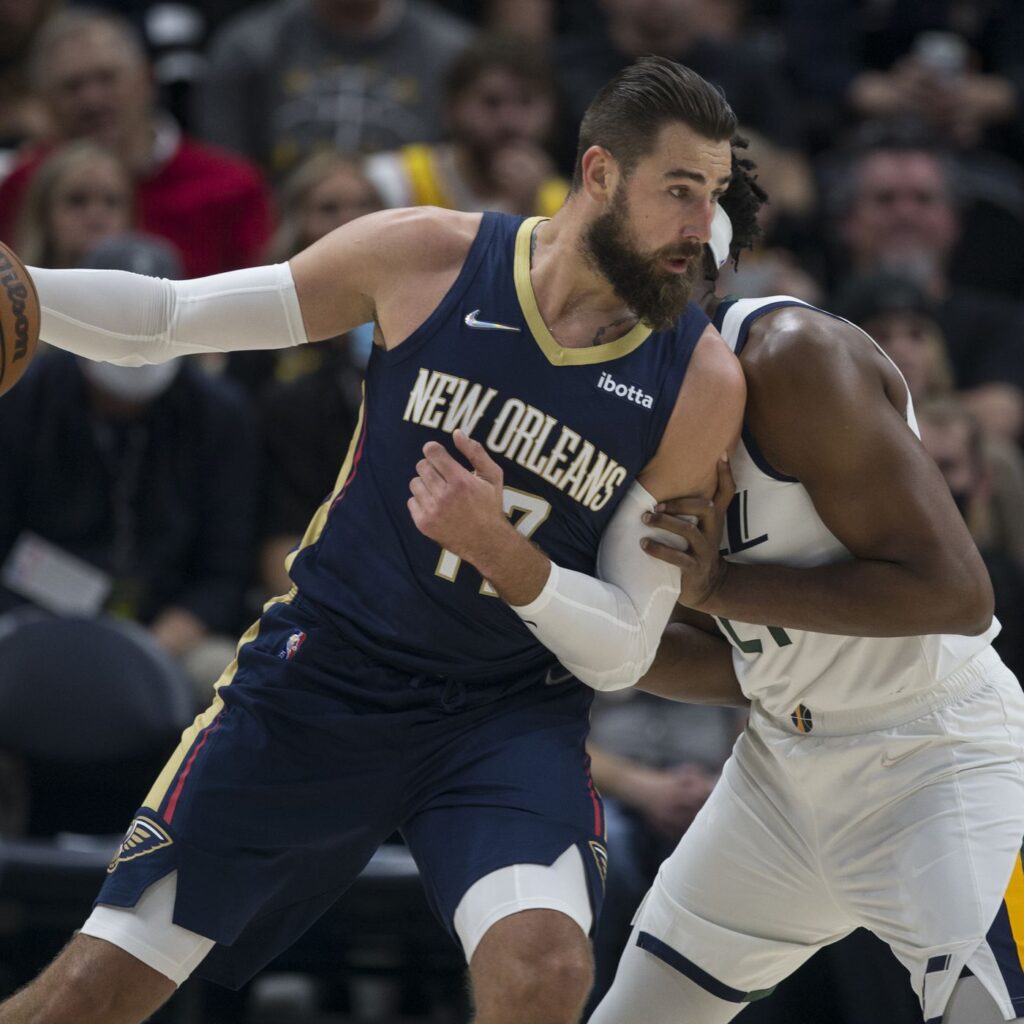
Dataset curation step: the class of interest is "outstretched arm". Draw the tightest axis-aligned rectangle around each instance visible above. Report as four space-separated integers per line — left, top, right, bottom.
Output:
27 207 476 364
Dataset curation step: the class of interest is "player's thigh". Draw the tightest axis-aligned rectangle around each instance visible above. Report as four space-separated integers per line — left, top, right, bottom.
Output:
402 680 606 963
632 736 853 1003
842 672 1024 1022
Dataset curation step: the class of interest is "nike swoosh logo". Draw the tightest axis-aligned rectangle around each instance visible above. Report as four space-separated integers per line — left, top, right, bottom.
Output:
880 742 931 768
465 309 521 333
545 666 575 686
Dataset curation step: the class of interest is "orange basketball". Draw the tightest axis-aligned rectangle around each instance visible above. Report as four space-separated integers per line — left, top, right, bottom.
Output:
0 241 40 397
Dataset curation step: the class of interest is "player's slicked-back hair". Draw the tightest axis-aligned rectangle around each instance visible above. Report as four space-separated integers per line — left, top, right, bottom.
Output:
571 56 737 191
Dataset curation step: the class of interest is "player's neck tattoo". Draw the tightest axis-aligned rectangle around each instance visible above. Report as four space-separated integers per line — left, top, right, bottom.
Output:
589 314 639 347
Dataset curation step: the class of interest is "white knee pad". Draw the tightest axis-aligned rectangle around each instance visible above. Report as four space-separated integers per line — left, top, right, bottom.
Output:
79 871 215 986
453 845 593 963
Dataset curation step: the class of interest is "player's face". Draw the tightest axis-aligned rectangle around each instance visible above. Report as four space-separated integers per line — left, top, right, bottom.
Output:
48 156 132 268
449 69 555 155
583 123 730 329
42 27 151 148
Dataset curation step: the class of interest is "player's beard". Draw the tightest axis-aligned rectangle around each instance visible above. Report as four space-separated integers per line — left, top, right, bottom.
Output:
582 184 703 332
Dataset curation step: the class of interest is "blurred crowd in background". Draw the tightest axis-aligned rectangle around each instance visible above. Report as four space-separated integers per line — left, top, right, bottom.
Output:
0 1 1022 1022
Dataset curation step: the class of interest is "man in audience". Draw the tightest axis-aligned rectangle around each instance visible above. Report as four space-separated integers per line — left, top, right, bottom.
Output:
0 8 272 277
195 0 472 178
833 135 1024 440
366 33 568 217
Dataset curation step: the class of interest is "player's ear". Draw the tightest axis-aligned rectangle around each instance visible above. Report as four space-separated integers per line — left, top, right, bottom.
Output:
580 146 619 204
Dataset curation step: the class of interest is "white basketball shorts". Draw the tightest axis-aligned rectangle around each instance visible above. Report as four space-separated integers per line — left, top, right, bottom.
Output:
627 649 1024 1023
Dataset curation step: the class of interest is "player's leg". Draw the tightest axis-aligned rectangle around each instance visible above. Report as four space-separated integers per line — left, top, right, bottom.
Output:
402 680 607 1023
0 932 178 1024
454 845 596 1023
588 925 745 1024
586 716 855 1024
469 907 593 1024
838 663 1024 1024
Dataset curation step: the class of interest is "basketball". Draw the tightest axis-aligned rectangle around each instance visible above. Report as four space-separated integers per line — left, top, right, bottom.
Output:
0 241 39 397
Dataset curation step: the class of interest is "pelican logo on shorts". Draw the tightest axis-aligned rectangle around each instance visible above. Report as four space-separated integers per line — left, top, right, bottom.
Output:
107 815 173 873
280 631 307 660
589 840 609 887
791 704 813 733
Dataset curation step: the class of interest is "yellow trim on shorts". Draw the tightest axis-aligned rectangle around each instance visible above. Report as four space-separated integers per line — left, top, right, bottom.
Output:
1004 851 1024 970
142 588 297 812
513 217 652 366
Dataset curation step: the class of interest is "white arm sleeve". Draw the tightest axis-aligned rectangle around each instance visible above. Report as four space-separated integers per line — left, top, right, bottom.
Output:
28 263 308 365
510 482 683 691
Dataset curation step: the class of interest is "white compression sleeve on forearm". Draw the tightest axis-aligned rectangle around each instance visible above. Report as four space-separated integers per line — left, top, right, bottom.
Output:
29 263 308 365
511 482 683 691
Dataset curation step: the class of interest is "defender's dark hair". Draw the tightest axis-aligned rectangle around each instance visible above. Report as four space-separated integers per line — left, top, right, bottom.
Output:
444 33 555 105
718 136 768 271
571 56 737 191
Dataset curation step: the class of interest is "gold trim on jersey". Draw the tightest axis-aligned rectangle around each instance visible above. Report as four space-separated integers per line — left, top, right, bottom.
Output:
513 216 652 366
284 384 366 575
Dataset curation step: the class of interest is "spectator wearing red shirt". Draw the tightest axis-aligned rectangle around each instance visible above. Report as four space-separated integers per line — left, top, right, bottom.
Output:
0 8 272 277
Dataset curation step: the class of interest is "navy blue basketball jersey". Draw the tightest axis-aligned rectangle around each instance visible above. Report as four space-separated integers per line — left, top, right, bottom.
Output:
288 212 707 682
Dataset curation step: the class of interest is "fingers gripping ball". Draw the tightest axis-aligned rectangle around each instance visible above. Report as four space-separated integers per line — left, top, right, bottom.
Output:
0 242 40 397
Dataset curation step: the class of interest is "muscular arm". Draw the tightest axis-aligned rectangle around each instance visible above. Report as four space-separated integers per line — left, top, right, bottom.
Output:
27 208 477 363
635 607 748 706
696 312 993 636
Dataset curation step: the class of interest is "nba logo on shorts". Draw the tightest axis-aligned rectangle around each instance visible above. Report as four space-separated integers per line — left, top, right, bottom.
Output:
280 631 307 660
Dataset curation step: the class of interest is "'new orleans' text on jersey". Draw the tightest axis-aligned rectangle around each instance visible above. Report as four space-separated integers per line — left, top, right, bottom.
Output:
288 212 707 686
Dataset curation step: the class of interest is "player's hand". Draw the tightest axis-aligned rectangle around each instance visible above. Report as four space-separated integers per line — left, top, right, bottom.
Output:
640 456 735 611
408 429 509 566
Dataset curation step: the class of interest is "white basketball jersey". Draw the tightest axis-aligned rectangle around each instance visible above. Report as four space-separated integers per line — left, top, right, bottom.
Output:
714 296 999 722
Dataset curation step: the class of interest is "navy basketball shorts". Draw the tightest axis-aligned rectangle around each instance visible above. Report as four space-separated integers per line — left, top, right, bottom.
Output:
93 593 608 988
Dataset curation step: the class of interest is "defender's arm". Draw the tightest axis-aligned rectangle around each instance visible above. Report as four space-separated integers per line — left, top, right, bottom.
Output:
648 311 993 637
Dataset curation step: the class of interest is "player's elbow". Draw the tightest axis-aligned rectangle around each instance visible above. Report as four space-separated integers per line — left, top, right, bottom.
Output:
937 562 995 636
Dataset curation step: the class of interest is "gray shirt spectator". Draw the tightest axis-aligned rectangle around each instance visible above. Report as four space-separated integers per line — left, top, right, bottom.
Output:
194 0 473 178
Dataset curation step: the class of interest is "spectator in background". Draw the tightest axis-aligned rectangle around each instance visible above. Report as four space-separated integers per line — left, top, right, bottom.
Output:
836 269 1024 567
0 0 58 176
195 0 472 179
832 135 1024 441
365 34 568 218
556 0 813 221
0 233 261 697
258 153 382 597
783 0 1024 160
15 141 133 268
0 7 271 277
918 397 1024 681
